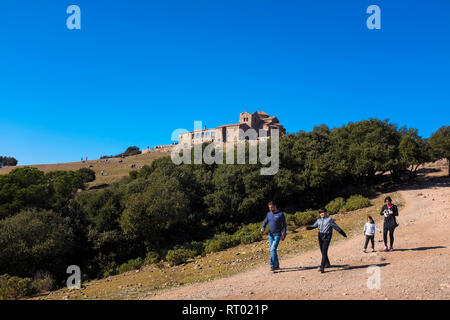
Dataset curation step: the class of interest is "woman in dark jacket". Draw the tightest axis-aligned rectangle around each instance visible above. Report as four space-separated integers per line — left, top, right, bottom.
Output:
380 196 399 251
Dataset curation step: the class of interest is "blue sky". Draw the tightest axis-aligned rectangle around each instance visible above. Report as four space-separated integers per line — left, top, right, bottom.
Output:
1 0 449 165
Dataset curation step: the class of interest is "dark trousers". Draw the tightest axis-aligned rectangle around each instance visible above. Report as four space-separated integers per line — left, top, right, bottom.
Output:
383 227 395 248
364 235 375 249
318 233 332 270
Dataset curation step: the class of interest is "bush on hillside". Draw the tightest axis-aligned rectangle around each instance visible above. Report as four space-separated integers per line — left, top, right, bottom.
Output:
170 241 204 259
117 257 144 274
0 274 34 300
0 209 75 278
165 248 191 266
129 170 139 179
342 195 371 212
0 156 18 166
204 232 237 254
123 146 141 157
293 209 319 226
77 168 96 183
31 270 55 293
325 197 346 214
144 251 160 265
232 223 262 244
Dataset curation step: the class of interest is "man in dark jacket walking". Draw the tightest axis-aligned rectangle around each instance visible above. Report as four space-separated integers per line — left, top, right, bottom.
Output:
261 201 287 271
306 208 347 273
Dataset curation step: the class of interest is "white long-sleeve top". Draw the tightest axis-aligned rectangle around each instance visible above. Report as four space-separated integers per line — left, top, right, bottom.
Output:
364 222 380 236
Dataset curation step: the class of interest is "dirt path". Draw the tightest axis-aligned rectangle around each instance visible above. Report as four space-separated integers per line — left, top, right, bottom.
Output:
151 178 450 300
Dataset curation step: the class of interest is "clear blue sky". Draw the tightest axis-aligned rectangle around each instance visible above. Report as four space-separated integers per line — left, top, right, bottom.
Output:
1 0 449 165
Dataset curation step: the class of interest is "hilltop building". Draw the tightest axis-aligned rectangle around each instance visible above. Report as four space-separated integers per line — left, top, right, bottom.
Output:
178 110 286 148
141 110 286 154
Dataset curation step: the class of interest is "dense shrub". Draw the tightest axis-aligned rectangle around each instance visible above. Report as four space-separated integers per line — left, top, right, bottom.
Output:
122 146 141 157
429 126 450 176
0 274 34 300
102 261 119 278
77 168 96 183
0 156 18 166
144 251 160 265
204 232 237 254
293 210 319 226
184 241 205 258
119 174 190 247
165 248 191 266
342 195 371 212
0 167 90 219
129 170 139 179
117 257 144 273
325 197 346 214
31 270 55 293
232 223 263 244
0 209 75 278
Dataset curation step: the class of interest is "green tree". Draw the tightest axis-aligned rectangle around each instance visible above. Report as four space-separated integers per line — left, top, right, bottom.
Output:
77 168 96 183
330 119 401 182
0 156 18 166
429 126 450 176
119 173 190 248
0 209 75 278
399 129 430 177
0 167 49 218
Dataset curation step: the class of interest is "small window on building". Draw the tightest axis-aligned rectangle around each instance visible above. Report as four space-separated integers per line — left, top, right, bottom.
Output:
206 132 210 137
212 132 215 137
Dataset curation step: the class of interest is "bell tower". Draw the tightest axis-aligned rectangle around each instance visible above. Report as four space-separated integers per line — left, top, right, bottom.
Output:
239 110 253 128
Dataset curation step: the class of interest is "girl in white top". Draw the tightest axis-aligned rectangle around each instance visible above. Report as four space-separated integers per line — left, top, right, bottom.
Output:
363 216 381 252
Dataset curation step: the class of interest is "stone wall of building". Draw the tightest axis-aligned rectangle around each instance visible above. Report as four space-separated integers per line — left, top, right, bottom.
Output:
178 110 285 148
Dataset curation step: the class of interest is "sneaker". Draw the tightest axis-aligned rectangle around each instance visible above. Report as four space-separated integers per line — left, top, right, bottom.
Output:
320 269 325 274
273 266 280 271
383 246 388 251
363 249 367 253
372 249 376 252
389 248 394 252
270 267 275 271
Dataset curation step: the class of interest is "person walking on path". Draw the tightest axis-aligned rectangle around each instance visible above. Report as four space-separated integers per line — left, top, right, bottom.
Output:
260 201 287 272
306 208 347 273
380 196 399 252
363 215 381 253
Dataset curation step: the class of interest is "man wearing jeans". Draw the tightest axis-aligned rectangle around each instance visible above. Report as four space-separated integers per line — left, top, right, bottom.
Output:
260 201 287 271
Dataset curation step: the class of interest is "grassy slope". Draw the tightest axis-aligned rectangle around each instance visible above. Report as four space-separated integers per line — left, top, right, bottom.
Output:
33 191 404 300
0 151 170 188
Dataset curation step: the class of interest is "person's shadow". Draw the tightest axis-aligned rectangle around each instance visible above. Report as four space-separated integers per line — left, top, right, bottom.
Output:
274 263 390 274
391 246 446 252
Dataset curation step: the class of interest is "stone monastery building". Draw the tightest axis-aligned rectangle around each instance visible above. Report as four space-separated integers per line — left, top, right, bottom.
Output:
178 110 286 148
